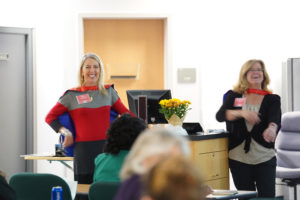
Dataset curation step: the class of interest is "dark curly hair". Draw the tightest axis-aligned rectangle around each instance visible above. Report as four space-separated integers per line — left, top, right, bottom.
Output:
103 113 147 154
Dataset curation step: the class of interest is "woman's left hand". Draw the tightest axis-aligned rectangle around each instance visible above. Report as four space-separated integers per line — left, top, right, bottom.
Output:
262 127 276 143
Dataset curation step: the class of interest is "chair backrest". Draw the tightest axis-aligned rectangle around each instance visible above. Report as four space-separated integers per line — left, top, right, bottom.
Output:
88 181 120 200
276 111 300 178
9 172 72 200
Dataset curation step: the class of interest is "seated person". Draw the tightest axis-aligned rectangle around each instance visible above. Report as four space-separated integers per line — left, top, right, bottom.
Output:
141 156 207 200
93 113 147 182
0 170 16 200
114 127 191 200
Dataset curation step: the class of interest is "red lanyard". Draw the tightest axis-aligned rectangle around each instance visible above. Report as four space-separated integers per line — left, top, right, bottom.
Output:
247 88 271 96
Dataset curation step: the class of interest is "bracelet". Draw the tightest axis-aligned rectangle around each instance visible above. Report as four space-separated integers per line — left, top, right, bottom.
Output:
268 123 277 130
59 128 71 136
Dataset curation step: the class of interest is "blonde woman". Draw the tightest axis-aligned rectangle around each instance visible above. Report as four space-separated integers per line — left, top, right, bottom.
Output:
46 53 132 184
216 59 281 197
114 128 190 200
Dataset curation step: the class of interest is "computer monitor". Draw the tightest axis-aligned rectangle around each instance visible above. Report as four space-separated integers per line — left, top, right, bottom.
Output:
126 90 172 124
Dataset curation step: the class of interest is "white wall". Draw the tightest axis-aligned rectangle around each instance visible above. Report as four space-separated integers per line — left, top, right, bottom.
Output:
1 0 300 178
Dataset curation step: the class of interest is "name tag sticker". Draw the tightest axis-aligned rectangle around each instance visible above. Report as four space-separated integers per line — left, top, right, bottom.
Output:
234 98 246 107
76 94 91 104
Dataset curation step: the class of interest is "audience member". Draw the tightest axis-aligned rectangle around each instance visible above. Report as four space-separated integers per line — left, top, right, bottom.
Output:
114 127 190 200
141 156 207 200
93 113 147 182
0 170 16 200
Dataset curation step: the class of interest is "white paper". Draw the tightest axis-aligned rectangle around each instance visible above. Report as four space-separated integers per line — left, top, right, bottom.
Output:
165 125 188 135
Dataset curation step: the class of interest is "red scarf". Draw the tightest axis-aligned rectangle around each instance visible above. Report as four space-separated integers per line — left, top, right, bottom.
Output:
70 84 112 92
247 88 272 96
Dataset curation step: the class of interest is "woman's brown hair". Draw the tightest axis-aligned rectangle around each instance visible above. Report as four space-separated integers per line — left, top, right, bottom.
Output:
142 156 206 200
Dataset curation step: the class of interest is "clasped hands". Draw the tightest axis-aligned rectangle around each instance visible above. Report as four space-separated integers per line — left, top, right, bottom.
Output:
242 110 277 143
230 110 277 143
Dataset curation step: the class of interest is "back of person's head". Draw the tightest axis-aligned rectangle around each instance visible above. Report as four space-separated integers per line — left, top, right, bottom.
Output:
141 156 206 200
0 170 17 200
120 127 190 180
0 170 6 179
104 113 147 155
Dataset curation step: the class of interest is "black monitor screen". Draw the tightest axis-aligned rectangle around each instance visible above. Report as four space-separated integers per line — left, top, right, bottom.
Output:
126 90 172 124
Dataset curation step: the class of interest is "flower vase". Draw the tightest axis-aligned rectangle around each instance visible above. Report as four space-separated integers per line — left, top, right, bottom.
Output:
166 114 185 126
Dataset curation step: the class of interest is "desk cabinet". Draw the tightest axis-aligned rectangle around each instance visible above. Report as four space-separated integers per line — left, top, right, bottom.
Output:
190 137 229 189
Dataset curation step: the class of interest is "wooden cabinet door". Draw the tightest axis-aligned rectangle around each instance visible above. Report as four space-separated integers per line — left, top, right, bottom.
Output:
190 138 228 154
205 178 229 190
193 151 229 181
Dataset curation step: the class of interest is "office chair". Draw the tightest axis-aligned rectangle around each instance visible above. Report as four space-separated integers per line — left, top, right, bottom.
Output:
9 172 72 200
275 111 300 200
88 181 120 200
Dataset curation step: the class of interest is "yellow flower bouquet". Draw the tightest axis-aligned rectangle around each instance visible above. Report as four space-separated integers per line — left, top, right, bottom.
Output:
159 98 192 120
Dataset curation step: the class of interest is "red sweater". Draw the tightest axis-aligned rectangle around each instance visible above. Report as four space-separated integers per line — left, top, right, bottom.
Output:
45 85 133 142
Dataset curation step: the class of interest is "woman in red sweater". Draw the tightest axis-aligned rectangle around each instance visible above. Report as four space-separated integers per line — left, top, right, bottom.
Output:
46 53 133 184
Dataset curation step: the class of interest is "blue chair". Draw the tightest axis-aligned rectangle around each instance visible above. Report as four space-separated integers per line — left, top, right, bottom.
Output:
9 173 72 200
88 181 120 200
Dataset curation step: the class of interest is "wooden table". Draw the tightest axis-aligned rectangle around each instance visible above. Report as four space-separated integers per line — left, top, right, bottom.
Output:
206 190 257 199
75 187 257 199
22 154 74 170
77 184 90 194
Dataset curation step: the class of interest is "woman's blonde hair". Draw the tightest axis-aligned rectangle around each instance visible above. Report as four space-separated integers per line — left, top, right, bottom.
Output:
233 59 271 94
78 52 107 95
120 128 190 180
142 156 206 200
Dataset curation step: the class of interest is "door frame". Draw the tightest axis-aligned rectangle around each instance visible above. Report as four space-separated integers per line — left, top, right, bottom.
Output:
78 13 173 90
0 27 34 172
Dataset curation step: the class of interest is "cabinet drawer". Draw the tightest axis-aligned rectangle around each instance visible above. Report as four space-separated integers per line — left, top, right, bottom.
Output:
192 151 229 181
190 138 228 154
205 177 229 190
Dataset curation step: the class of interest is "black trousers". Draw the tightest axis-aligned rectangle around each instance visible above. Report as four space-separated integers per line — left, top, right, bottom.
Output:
229 157 276 198
73 140 106 184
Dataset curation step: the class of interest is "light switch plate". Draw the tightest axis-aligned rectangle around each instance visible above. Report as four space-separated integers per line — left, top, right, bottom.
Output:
177 68 196 83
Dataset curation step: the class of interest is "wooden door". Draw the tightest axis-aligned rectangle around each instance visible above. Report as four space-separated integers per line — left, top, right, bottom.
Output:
84 19 165 107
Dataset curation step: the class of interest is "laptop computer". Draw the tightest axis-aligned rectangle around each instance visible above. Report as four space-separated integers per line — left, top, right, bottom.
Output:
182 122 203 135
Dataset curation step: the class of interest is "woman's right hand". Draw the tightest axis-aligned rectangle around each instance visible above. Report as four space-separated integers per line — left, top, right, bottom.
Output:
59 127 74 148
62 134 74 148
241 110 261 125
